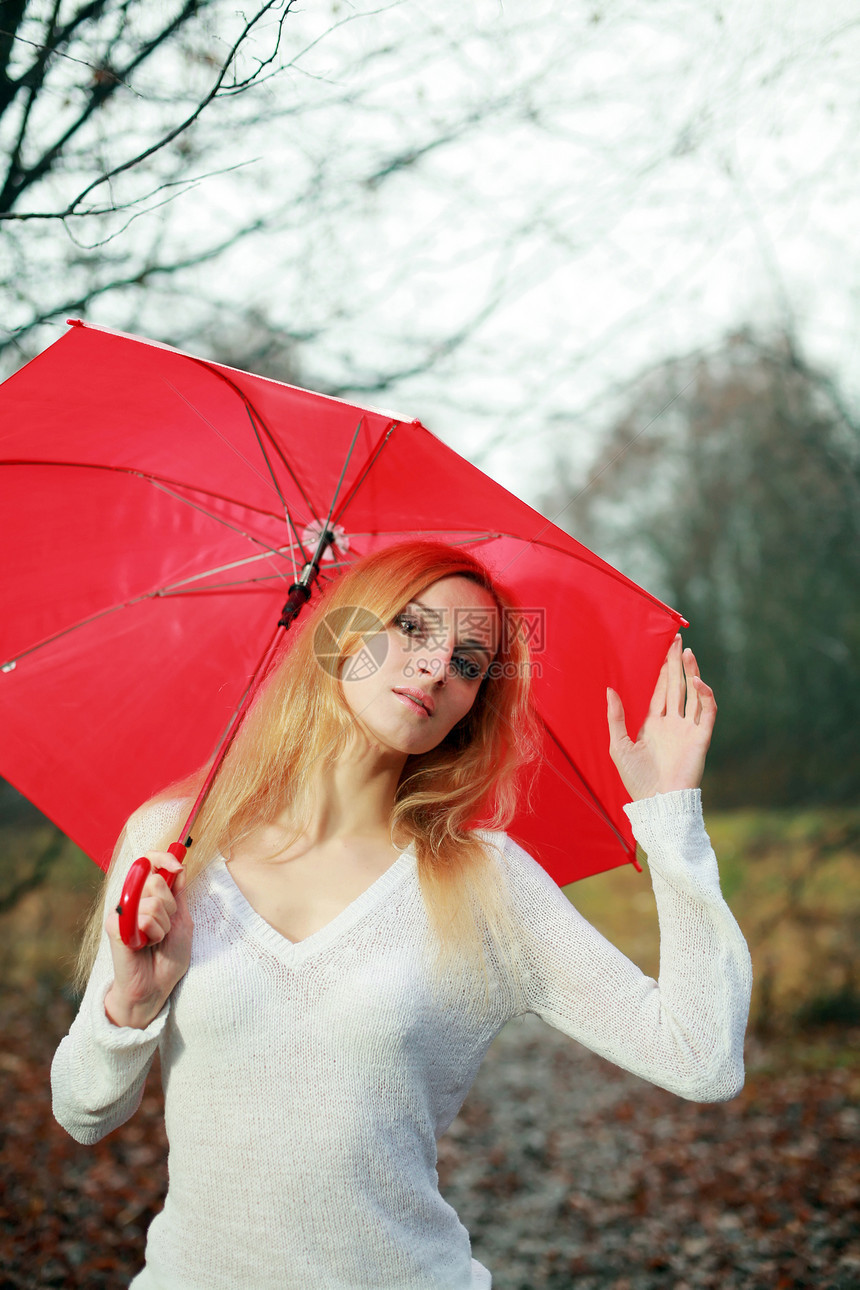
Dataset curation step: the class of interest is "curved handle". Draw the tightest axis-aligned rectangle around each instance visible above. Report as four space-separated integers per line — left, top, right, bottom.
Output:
117 840 187 950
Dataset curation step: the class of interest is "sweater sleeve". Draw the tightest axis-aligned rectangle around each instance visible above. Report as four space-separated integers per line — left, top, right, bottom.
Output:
504 789 752 1102
51 800 183 1145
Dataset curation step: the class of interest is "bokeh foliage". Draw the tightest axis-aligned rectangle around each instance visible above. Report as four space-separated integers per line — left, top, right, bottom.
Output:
552 332 860 806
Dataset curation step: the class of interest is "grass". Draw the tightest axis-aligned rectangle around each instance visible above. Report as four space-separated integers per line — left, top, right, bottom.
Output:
567 806 860 1057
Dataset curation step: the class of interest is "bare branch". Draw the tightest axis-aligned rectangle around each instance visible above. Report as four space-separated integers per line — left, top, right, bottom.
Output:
0 17 142 98
58 0 295 219
1 0 203 213
1 0 280 219
56 157 260 249
0 211 270 356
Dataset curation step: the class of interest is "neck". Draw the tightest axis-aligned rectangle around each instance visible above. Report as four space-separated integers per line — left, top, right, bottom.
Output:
276 733 408 847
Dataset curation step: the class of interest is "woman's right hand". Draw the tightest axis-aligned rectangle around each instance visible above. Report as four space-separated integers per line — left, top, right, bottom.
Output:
103 852 193 1029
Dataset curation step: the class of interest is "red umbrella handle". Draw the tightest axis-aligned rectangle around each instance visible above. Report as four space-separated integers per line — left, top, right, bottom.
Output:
117 841 187 950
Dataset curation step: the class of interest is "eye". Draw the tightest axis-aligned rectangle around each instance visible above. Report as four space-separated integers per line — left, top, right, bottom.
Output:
451 654 484 682
393 610 426 641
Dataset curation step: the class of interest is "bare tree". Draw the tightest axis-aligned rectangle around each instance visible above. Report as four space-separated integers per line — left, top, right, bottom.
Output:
0 0 297 365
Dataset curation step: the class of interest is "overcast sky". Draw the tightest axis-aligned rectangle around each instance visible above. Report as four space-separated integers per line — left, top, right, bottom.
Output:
11 0 860 506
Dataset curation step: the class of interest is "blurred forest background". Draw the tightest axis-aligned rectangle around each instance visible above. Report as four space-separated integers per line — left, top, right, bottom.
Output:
1 1 858 1286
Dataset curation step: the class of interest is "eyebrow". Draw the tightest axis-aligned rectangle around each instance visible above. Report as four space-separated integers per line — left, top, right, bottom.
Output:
410 600 496 657
458 640 495 659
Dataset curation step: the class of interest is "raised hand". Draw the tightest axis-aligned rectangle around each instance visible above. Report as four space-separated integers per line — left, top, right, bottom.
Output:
103 851 193 1030
606 635 717 802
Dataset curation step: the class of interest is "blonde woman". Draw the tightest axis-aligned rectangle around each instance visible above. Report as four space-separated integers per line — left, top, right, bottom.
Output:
52 541 751 1290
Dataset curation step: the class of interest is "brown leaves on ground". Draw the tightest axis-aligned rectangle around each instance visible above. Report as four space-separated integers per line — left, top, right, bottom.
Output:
0 988 166 1288
1 993 857 1289
439 1018 860 1290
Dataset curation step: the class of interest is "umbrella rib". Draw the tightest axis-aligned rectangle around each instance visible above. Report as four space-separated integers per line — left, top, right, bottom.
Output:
0 550 298 670
154 536 507 598
488 532 687 624
162 371 309 577
145 478 296 565
182 357 320 534
152 548 296 596
474 689 630 858
159 585 293 597
0 542 358 668
539 718 631 850
159 558 357 596
318 415 367 536
162 377 289 513
339 529 502 546
346 520 684 624
1 459 305 532
3 592 163 670
241 403 306 582
330 420 400 523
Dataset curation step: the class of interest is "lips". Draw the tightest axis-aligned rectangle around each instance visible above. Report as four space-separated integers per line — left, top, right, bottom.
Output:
392 687 435 716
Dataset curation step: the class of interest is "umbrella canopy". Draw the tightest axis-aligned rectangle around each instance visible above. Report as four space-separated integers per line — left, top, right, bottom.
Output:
0 321 685 884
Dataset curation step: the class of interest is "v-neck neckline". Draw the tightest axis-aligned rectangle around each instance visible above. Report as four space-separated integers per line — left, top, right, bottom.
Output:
207 842 417 964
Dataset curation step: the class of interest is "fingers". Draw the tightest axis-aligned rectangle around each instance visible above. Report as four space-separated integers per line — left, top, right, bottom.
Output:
606 687 631 747
109 852 185 949
690 675 717 737
137 872 177 944
682 646 701 721
666 634 685 716
647 657 669 718
607 688 637 782
151 849 183 881
682 647 717 728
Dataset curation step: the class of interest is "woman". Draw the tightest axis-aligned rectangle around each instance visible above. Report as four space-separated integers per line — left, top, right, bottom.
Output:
52 540 752 1290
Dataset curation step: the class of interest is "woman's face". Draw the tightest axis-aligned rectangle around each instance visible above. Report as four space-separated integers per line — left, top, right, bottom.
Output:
339 575 499 758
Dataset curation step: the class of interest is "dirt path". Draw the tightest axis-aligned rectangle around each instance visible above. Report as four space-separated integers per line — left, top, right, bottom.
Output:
1 993 857 1289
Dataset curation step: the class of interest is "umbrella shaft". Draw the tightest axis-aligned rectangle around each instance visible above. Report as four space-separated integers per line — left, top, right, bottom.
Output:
278 581 311 629
182 528 337 844
279 529 336 628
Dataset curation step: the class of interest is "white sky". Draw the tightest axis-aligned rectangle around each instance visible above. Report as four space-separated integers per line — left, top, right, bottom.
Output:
11 0 860 506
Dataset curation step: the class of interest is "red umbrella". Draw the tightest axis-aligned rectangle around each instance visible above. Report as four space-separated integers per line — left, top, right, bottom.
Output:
0 320 684 895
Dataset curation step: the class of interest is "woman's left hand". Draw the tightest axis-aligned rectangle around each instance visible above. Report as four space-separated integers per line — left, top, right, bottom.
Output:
606 635 717 802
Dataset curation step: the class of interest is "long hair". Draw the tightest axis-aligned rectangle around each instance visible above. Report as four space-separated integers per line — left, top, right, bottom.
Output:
77 541 541 988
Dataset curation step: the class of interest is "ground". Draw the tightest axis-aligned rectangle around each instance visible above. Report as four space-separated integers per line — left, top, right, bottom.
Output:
1 990 857 1290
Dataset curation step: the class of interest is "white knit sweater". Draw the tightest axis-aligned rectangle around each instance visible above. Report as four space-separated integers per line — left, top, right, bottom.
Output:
52 790 751 1290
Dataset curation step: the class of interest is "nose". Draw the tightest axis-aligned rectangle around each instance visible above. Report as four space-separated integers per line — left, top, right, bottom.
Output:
416 640 454 685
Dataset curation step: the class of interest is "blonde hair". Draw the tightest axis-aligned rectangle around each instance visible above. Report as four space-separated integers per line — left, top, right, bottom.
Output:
78 541 540 988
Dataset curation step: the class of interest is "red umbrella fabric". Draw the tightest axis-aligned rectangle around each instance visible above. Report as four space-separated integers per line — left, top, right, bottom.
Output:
0 321 685 885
